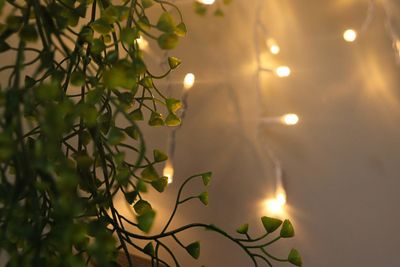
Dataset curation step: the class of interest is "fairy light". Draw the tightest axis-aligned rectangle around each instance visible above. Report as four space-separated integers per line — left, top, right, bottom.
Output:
281 114 299 125
265 187 287 215
136 35 149 50
163 160 174 184
197 0 215 5
343 29 357 42
266 38 280 55
275 66 291 77
183 73 195 90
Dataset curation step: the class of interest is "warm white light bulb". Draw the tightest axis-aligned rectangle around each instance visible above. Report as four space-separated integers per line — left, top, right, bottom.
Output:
275 66 291 77
136 35 149 50
183 73 195 90
266 39 280 55
270 45 281 55
343 29 357 42
197 0 215 5
281 114 299 125
276 190 287 206
163 161 174 184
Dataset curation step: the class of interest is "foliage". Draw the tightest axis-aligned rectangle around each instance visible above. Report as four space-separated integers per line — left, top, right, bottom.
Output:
0 0 301 266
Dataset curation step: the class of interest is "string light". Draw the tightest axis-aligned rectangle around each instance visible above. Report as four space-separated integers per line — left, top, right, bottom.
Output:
197 0 215 5
281 113 299 125
136 36 149 50
163 160 174 184
266 38 280 55
343 29 357 42
275 66 291 77
183 73 195 90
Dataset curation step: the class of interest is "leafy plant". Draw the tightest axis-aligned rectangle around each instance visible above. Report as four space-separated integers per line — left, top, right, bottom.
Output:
0 0 302 266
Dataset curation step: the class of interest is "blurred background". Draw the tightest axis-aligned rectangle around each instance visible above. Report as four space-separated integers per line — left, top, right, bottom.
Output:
117 0 400 266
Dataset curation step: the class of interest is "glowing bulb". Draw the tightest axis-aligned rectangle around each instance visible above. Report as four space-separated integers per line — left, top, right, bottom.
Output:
266 39 280 55
197 0 215 4
183 73 195 90
275 66 291 77
343 29 357 42
163 161 174 184
281 114 299 125
136 36 149 50
276 190 286 206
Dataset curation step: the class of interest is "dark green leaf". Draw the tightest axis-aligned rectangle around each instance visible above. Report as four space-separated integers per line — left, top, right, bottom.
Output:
166 98 182 113
71 71 85 86
133 200 152 215
90 19 112 34
120 27 139 45
157 33 179 50
201 172 212 186
153 149 168 162
168 56 181 69
137 210 156 233
151 177 168 192
141 165 159 180
261 216 282 234
280 219 295 238
193 2 207 16
0 41 10 53
175 22 187 37
129 108 144 121
143 242 154 255
199 192 208 206
156 12 175 33
20 24 38 42
288 248 302 266
124 126 139 140
149 112 164 126
141 0 154 8
124 191 138 204
91 38 106 54
186 241 200 259
236 224 249 234
165 113 181 126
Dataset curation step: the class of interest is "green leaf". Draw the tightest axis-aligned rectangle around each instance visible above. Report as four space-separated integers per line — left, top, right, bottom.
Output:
194 2 207 16
91 38 106 54
90 19 112 34
149 112 164 126
166 98 182 113
129 108 144 121
71 71 85 86
201 172 212 186
120 27 139 45
151 177 168 193
108 127 125 145
76 3 87 17
20 24 38 42
168 56 182 69
101 5 119 24
165 113 181 126
141 165 159 180
280 219 295 238
157 33 179 50
115 167 130 186
134 200 152 215
0 41 10 53
137 210 156 233
103 61 137 89
186 241 200 259
261 216 282 234
124 126 139 140
175 22 187 37
288 248 302 266
236 224 249 234
140 76 153 88
199 192 208 206
124 191 138 204
136 180 147 192
156 12 175 33
153 149 168 162
141 0 154 8
143 242 154 256
79 26 94 43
